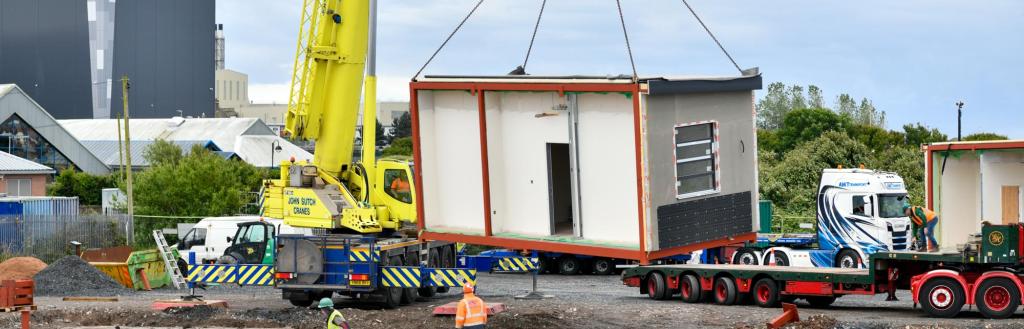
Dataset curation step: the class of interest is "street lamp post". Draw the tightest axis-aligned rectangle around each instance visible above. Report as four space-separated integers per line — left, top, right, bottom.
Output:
955 101 964 141
270 140 282 168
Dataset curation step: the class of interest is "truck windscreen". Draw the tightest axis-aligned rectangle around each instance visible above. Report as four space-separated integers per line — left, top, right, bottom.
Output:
878 194 908 218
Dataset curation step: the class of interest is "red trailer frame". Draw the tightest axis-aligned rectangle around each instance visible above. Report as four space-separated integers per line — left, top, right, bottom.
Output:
409 80 756 264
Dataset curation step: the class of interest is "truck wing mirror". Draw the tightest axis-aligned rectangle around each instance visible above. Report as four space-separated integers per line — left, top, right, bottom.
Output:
226 236 233 243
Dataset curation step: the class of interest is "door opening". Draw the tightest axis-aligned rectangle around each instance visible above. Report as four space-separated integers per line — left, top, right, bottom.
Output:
548 143 574 236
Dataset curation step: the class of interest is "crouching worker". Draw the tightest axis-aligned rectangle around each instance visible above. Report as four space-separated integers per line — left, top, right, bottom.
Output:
318 297 349 329
455 283 487 329
905 205 939 252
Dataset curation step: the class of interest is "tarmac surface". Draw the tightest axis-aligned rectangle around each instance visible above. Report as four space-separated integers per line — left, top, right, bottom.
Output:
5 272 1024 328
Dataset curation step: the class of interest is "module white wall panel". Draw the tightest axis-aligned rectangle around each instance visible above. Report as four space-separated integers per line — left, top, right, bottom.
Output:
576 93 639 245
980 152 1024 224
419 91 485 233
490 92 569 236
938 153 980 249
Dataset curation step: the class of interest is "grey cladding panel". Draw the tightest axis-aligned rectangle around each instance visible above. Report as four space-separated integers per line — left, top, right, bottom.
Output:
0 0 93 119
110 0 214 118
657 191 752 249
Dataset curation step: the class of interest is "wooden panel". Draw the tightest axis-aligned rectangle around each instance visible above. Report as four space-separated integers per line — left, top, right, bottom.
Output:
1003 186 1020 224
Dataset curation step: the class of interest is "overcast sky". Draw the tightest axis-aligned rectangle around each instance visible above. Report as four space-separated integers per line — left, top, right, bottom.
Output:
216 0 1023 138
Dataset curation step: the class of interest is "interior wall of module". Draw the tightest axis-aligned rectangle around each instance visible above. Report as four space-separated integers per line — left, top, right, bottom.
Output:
644 90 758 251
418 89 639 246
417 91 486 234
979 152 1024 224
934 153 980 249
110 0 215 119
0 0 94 119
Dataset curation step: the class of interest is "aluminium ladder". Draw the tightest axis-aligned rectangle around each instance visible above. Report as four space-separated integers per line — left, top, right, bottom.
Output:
153 230 187 289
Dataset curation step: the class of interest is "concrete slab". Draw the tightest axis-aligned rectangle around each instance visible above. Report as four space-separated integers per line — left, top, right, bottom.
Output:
432 302 506 316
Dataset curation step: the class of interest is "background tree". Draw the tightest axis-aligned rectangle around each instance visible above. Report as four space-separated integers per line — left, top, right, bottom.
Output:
756 82 791 130
130 144 267 246
787 85 807 111
807 85 825 109
47 170 117 206
381 137 413 156
963 132 1008 141
391 112 412 139
143 139 183 166
902 123 948 146
375 119 386 143
777 108 851 150
835 94 858 118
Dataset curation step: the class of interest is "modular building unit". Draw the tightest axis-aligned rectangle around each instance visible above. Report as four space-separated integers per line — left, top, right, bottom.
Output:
411 75 762 263
924 140 1024 250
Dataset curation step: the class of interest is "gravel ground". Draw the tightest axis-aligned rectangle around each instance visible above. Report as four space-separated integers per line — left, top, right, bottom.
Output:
5 273 1024 328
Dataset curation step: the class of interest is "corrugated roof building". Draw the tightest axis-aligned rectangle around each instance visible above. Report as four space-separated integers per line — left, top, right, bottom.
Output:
0 84 110 174
0 151 55 197
59 117 311 168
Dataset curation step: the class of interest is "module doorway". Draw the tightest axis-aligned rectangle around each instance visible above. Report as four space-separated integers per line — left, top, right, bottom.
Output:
547 143 577 236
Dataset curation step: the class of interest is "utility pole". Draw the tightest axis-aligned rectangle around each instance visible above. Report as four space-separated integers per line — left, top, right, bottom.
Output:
121 75 135 244
955 101 964 141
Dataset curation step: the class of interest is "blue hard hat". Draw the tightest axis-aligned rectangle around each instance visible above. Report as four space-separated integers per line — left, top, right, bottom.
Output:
318 297 334 309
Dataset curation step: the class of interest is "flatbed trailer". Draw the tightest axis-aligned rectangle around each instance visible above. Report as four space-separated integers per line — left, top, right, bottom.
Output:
623 224 1024 319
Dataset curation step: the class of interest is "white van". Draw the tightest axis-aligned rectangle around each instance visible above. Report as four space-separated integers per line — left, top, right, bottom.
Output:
176 216 312 263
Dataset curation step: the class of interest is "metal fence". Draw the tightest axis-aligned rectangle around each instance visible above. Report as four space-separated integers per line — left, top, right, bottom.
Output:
0 214 131 263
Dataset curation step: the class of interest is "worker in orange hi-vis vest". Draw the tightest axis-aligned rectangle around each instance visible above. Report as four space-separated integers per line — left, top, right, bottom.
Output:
904 205 939 252
455 282 487 329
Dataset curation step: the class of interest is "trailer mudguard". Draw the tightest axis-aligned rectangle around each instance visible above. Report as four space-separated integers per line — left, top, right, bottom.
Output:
910 269 968 305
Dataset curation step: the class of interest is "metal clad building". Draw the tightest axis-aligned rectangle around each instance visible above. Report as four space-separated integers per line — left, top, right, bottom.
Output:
110 0 215 119
0 0 94 119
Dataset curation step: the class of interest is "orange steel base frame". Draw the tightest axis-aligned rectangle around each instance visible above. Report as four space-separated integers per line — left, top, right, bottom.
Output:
410 80 756 264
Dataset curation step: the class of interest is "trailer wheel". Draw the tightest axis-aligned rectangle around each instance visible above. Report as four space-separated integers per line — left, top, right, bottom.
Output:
918 277 965 318
559 257 581 275
804 296 836 308
713 277 738 305
835 249 862 268
593 258 615 275
974 277 1020 319
752 278 780 308
679 274 701 303
646 272 669 300
732 248 759 265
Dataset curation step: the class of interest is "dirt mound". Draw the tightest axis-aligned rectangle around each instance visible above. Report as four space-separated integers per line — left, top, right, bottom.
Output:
785 314 838 329
33 255 130 296
0 257 46 280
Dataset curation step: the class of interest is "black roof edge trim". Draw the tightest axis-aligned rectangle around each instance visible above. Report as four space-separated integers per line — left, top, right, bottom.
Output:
646 75 762 95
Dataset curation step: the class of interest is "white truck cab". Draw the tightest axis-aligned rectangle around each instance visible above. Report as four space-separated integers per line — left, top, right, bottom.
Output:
177 216 312 263
734 168 912 268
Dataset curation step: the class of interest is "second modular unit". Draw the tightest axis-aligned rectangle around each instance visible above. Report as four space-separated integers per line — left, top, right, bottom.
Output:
411 75 762 263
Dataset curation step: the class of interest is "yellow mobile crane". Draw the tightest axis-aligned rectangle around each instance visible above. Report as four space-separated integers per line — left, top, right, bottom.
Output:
260 0 415 233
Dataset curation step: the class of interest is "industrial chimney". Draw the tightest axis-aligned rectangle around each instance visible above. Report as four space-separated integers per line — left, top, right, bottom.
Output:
215 24 225 70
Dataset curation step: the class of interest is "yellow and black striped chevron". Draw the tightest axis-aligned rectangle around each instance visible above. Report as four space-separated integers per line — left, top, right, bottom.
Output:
379 266 421 288
348 249 381 262
496 257 539 272
426 268 477 287
186 264 274 286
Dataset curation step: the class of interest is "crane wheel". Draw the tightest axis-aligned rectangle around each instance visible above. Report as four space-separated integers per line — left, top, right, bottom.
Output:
645 272 668 300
